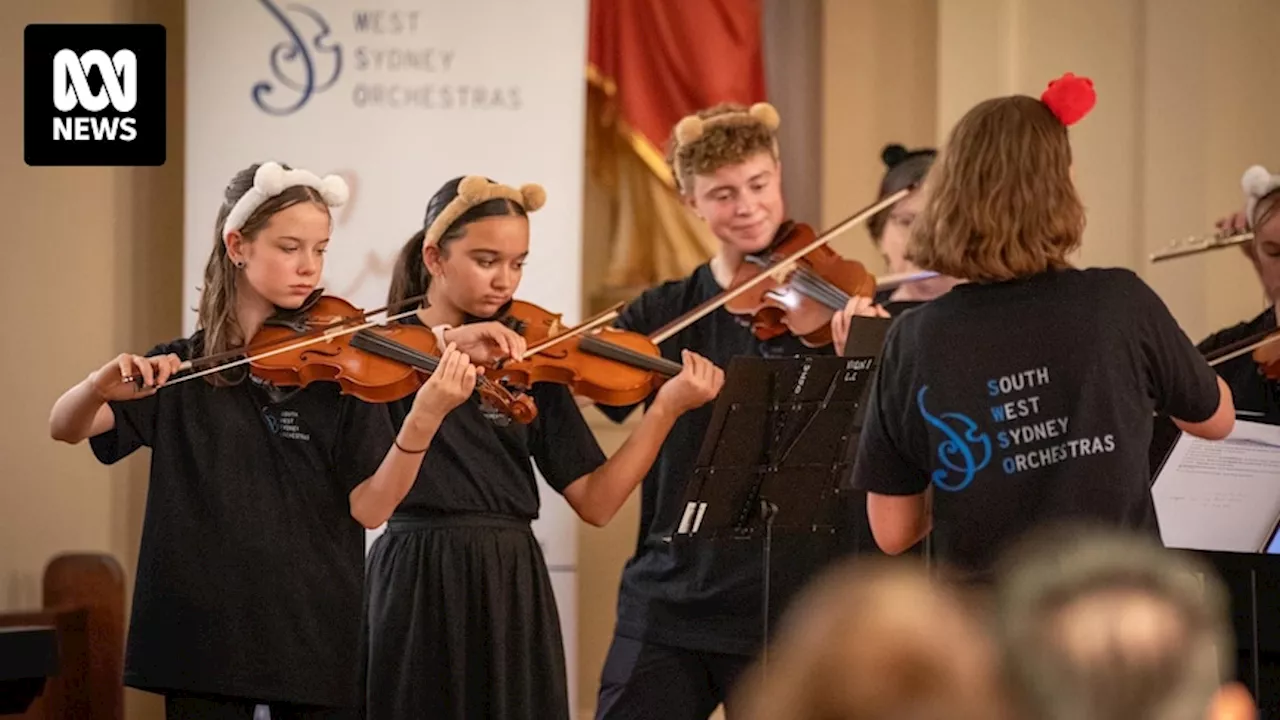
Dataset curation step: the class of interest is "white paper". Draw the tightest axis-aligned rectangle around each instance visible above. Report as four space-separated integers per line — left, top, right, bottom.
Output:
1153 420 1280 553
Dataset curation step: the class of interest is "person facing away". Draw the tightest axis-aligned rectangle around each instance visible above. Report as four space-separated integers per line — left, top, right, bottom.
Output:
48 161 479 719
362 175 724 720
732 558 1010 720
591 102 859 720
850 73 1235 585
995 525 1257 720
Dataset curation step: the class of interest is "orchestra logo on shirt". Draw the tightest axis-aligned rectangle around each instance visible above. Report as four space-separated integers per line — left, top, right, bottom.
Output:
261 406 312 441
916 385 992 492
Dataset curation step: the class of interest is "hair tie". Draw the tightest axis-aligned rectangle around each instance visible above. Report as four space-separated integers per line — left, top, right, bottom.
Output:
423 175 546 249
223 162 348 241
1040 73 1096 127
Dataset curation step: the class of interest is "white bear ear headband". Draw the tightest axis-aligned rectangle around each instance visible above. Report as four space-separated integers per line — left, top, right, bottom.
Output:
423 175 546 249
222 161 349 241
1242 165 1280 227
670 102 781 191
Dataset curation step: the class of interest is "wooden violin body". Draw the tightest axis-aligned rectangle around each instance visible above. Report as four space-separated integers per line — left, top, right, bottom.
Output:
249 295 538 423
724 222 876 347
488 300 684 407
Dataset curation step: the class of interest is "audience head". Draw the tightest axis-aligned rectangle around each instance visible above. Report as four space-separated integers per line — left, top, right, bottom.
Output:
995 526 1255 720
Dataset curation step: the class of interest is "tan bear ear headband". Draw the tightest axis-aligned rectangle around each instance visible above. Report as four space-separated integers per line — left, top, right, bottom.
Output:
670 102 782 191
423 175 547 248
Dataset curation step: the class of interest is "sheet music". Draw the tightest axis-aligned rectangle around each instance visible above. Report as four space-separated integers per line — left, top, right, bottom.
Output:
1153 420 1280 553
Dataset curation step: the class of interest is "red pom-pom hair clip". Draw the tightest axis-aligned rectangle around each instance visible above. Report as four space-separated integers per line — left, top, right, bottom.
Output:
1040 72 1096 126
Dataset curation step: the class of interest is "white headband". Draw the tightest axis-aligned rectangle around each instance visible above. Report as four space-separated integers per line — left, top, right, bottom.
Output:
1242 164 1280 227
223 161 349 240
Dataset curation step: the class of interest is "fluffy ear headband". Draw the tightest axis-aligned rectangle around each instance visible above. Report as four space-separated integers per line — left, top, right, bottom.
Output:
223 161 348 241
670 102 781 190
1242 165 1280 227
423 175 546 249
1040 72 1096 127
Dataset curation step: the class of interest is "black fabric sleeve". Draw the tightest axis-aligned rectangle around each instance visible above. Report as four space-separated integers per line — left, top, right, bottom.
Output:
529 383 608 494
88 339 186 465
334 397 398 492
850 325 930 496
594 285 676 424
1132 277 1222 423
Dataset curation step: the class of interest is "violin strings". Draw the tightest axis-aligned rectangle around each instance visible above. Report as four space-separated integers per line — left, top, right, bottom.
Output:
578 335 683 377
350 329 511 397
787 267 852 311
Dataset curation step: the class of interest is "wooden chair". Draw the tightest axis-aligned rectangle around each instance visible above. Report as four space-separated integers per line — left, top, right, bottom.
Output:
0 554 125 720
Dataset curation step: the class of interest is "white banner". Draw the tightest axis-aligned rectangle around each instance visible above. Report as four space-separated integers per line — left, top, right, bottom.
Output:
185 0 587 703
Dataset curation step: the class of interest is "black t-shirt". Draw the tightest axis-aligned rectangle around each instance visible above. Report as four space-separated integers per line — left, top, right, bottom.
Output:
88 334 395 706
852 268 1221 581
600 263 847 656
1198 307 1280 424
387 317 607 517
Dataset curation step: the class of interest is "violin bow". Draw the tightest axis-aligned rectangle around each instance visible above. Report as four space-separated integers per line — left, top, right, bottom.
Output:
1206 327 1280 367
648 188 911 344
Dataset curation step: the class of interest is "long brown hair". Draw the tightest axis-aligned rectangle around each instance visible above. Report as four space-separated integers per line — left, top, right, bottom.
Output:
909 95 1085 282
387 176 527 311
198 162 327 381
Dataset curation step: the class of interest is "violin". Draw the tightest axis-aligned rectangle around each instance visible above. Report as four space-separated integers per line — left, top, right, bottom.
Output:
124 293 538 424
647 187 912 346
485 299 685 407
1203 323 1280 381
726 221 876 347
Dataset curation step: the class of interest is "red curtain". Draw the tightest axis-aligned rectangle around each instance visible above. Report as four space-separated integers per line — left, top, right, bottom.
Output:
588 0 767 174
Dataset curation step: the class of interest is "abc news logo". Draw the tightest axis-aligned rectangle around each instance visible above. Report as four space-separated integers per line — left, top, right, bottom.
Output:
25 24 166 166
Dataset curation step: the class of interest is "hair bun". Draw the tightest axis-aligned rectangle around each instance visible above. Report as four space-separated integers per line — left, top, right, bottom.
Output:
881 144 909 168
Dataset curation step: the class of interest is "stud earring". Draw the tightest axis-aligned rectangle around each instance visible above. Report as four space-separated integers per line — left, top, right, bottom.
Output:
234 260 245 269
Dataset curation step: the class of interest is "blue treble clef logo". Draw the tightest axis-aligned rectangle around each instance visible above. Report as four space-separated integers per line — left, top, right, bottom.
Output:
252 0 343 116
916 385 991 492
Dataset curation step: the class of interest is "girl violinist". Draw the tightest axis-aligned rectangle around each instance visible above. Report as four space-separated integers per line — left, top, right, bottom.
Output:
830 143 960 353
850 73 1236 585
1199 165 1280 424
364 175 724 720
49 162 477 718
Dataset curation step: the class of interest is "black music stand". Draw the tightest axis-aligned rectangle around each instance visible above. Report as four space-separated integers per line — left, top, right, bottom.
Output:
673 317 892 664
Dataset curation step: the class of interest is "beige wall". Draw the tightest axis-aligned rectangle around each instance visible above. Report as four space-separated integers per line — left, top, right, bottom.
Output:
6 2 1280 720
821 0 938 267
1 1 182 718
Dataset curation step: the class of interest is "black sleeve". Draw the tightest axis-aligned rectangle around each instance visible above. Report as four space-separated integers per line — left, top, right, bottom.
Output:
334 397 398 492
88 339 186 465
529 382 608 494
851 324 930 496
1132 277 1221 423
595 285 678 424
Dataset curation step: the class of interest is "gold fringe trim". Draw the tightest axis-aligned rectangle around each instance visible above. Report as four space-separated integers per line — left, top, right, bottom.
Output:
586 63 677 189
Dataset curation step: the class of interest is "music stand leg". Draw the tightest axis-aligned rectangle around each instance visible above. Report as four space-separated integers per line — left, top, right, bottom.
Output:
761 499 778 674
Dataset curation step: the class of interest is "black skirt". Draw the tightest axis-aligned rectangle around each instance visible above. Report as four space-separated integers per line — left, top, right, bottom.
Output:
364 512 570 720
